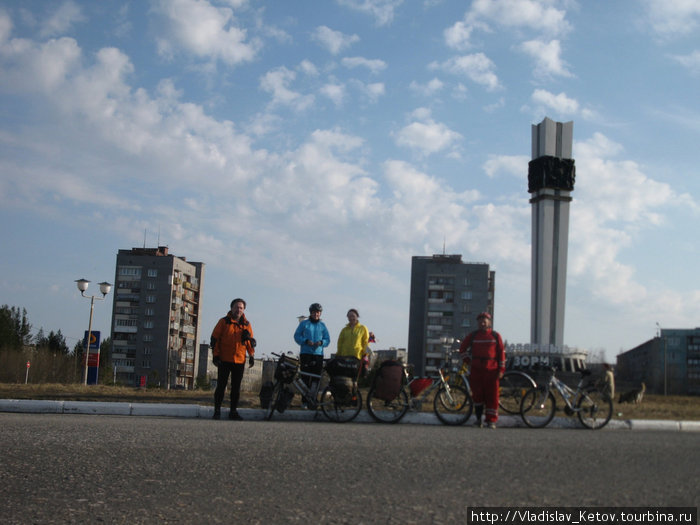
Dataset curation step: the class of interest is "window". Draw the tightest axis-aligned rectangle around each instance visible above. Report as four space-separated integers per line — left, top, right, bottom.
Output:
143 335 153 342
146 295 156 303
116 319 138 327
144 321 154 329
147 282 156 290
461 291 472 300
147 269 158 277
145 308 154 317
119 267 141 277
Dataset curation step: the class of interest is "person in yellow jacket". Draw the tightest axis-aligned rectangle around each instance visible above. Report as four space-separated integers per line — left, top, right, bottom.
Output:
336 309 369 360
210 298 256 420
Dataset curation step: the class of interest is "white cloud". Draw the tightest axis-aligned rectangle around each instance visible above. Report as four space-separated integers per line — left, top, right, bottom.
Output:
341 56 387 73
670 49 700 75
567 132 697 305
153 0 258 66
352 80 386 102
394 109 462 156
443 20 475 51
320 82 346 106
430 53 501 91
531 88 578 114
466 0 572 36
311 25 359 55
644 0 700 38
519 39 572 78
409 77 444 97
483 155 528 178
40 0 86 38
259 66 315 111
298 59 319 76
336 0 404 26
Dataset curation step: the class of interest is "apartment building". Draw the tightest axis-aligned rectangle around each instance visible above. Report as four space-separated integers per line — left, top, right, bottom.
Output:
407 254 494 377
617 328 700 395
110 246 205 389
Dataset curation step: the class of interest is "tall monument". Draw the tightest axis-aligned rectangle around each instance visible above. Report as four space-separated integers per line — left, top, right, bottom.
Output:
529 118 575 349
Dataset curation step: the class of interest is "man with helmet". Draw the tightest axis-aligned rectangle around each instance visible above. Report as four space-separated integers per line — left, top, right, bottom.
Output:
459 312 505 429
294 303 331 395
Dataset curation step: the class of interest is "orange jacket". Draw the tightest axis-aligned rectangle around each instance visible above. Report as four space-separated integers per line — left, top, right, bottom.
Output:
210 313 254 364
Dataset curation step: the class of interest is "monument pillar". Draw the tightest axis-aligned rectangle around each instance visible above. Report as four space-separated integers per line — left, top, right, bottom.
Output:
529 118 575 349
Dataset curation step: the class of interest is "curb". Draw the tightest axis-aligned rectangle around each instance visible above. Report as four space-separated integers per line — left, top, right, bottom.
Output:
0 399 698 431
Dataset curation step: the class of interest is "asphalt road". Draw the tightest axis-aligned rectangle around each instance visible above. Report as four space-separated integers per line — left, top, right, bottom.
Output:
2 413 698 524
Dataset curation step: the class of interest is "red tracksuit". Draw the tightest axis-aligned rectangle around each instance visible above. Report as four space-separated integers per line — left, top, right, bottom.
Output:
459 329 505 423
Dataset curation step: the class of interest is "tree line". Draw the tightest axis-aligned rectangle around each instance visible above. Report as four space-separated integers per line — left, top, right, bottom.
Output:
0 304 112 383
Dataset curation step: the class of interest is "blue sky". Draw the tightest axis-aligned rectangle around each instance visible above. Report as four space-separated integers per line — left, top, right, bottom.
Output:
1 0 698 363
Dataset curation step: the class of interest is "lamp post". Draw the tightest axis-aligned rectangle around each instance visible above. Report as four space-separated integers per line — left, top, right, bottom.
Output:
656 322 668 396
76 279 112 385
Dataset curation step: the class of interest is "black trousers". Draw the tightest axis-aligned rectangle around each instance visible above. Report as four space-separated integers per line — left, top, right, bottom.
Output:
299 354 323 389
214 361 245 411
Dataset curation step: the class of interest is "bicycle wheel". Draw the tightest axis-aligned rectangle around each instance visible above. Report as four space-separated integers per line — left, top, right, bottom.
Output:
499 371 536 415
520 387 556 428
366 387 409 423
320 386 362 423
576 388 613 429
434 384 473 425
265 381 283 421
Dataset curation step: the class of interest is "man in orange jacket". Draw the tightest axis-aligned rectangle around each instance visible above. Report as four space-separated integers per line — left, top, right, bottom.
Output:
210 298 256 420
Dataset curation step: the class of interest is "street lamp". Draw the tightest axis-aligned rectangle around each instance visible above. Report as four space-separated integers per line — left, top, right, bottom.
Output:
76 279 112 385
656 322 668 396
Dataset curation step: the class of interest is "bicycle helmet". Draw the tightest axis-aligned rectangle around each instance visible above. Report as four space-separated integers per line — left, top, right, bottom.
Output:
309 303 323 313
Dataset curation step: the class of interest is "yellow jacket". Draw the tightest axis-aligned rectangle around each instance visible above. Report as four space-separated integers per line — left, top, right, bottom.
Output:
336 323 369 360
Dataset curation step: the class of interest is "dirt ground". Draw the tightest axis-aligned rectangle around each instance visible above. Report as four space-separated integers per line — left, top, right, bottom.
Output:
1 383 699 420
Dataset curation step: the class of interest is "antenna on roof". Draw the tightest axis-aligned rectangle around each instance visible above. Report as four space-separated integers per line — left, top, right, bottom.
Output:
442 236 446 255
143 228 147 248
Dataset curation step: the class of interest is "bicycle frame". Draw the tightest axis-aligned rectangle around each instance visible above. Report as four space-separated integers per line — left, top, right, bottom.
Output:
543 373 585 412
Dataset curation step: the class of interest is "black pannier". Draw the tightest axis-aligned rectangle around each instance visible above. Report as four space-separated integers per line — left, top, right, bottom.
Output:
259 380 274 409
326 356 360 378
274 354 299 384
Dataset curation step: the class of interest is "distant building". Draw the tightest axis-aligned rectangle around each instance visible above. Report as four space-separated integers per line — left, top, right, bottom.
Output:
110 246 205 389
407 254 494 377
616 328 700 395
371 347 407 365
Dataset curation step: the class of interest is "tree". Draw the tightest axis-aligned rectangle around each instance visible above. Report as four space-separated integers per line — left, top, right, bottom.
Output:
36 329 69 354
0 305 32 349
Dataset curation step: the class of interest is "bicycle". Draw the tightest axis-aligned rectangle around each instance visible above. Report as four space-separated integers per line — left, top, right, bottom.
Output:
519 366 613 429
366 358 473 425
445 354 537 415
266 352 362 423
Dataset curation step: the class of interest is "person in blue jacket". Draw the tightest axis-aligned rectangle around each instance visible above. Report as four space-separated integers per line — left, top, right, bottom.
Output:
294 303 330 394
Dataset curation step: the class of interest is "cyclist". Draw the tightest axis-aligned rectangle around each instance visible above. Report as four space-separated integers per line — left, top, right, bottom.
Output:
210 298 256 420
459 312 505 428
294 303 330 398
336 308 369 360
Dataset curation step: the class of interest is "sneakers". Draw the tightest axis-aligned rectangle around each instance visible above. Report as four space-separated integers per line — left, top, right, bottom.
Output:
228 411 243 421
212 410 221 420
487 422 496 429
474 419 484 428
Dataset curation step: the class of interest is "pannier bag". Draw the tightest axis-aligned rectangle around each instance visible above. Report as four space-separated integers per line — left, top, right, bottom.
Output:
274 354 299 384
409 377 432 398
330 376 355 404
373 360 404 401
259 380 274 409
276 386 295 413
326 356 360 378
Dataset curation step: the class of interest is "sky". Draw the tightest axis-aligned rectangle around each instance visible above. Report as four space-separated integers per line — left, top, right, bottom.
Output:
1 0 699 364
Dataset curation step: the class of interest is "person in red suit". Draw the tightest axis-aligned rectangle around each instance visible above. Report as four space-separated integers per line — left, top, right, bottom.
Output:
459 312 505 428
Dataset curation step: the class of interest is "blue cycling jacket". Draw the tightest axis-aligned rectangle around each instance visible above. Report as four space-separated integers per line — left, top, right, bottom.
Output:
294 319 330 356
